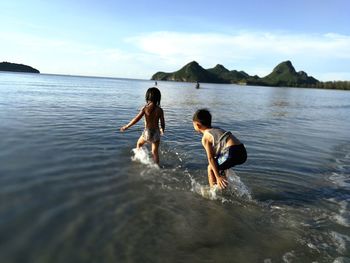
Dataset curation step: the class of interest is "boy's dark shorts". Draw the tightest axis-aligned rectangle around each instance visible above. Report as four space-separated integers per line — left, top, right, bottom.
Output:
217 144 247 171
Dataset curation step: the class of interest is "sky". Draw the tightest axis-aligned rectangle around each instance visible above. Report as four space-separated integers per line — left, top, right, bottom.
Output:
1 0 350 80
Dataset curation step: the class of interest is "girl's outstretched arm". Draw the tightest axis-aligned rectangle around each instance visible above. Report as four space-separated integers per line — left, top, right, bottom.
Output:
120 109 145 132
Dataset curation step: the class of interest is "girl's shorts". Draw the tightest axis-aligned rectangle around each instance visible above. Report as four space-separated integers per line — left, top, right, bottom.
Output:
142 128 160 143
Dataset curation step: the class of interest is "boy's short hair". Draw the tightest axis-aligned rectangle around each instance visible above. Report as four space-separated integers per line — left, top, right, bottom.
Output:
193 109 212 127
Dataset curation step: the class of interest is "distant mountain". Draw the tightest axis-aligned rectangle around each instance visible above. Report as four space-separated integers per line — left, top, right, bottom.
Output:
207 64 249 83
248 60 318 87
151 60 320 88
207 64 229 75
0 62 40 73
152 61 223 83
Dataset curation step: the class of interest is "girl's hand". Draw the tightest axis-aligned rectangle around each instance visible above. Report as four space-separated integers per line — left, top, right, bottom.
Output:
120 126 128 132
160 128 164 135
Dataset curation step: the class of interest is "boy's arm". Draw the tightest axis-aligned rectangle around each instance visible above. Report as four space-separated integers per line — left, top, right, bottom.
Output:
160 108 165 134
202 136 228 189
120 109 145 131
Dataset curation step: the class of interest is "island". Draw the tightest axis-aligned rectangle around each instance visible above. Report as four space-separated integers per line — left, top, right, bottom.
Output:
152 61 350 90
0 62 40 74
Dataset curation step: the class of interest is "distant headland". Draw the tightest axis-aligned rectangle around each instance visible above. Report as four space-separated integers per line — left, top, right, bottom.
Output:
0 62 40 74
152 61 350 90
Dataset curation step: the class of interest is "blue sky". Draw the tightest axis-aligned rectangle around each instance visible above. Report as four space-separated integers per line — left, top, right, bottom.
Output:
1 0 350 80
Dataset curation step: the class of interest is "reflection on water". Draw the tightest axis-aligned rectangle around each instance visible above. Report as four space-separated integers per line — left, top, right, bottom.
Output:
0 72 349 262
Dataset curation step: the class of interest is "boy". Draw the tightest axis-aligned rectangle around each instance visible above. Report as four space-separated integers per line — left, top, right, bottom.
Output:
192 109 247 189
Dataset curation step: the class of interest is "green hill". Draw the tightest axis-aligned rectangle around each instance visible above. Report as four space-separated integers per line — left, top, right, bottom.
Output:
207 64 249 83
207 64 230 75
0 62 40 73
152 60 322 88
250 60 318 87
151 61 223 83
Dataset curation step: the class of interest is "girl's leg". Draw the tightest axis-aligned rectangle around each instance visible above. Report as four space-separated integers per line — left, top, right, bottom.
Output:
207 165 216 187
136 135 146 149
151 141 160 164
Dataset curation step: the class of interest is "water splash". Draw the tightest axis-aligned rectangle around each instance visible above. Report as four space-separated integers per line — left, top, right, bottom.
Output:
189 169 252 201
131 147 159 169
190 181 222 201
131 147 252 202
327 143 350 189
226 170 252 200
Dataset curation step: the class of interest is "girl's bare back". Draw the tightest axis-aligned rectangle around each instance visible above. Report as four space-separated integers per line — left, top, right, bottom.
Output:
144 103 164 130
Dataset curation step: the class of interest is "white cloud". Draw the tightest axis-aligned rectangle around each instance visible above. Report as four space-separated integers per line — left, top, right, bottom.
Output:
0 31 159 78
127 31 350 79
1 30 350 80
129 31 350 59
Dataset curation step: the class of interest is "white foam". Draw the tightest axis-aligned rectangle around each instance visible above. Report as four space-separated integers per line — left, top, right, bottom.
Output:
329 172 350 188
131 147 159 169
282 251 296 263
307 242 319 251
329 149 350 188
327 198 350 227
333 257 350 263
332 200 350 227
330 231 350 254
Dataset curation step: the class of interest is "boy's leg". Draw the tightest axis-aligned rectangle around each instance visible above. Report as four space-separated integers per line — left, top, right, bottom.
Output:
207 165 216 187
136 136 146 149
151 141 160 164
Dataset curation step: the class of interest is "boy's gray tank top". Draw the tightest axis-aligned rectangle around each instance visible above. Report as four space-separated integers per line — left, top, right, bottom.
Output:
206 128 232 156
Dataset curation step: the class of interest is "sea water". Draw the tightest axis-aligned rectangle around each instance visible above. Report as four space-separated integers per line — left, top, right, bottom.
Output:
0 72 349 262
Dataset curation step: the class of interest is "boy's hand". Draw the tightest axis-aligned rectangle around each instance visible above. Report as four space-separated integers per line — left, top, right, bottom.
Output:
216 176 228 189
120 126 128 132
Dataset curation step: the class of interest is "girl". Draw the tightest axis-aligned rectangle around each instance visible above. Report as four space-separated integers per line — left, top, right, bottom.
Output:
120 87 165 165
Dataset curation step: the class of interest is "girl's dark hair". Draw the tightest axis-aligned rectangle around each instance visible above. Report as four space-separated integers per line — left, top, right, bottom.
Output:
145 87 161 106
193 109 212 127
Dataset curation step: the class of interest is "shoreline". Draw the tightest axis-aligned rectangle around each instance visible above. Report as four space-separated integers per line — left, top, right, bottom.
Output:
1 70 349 91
